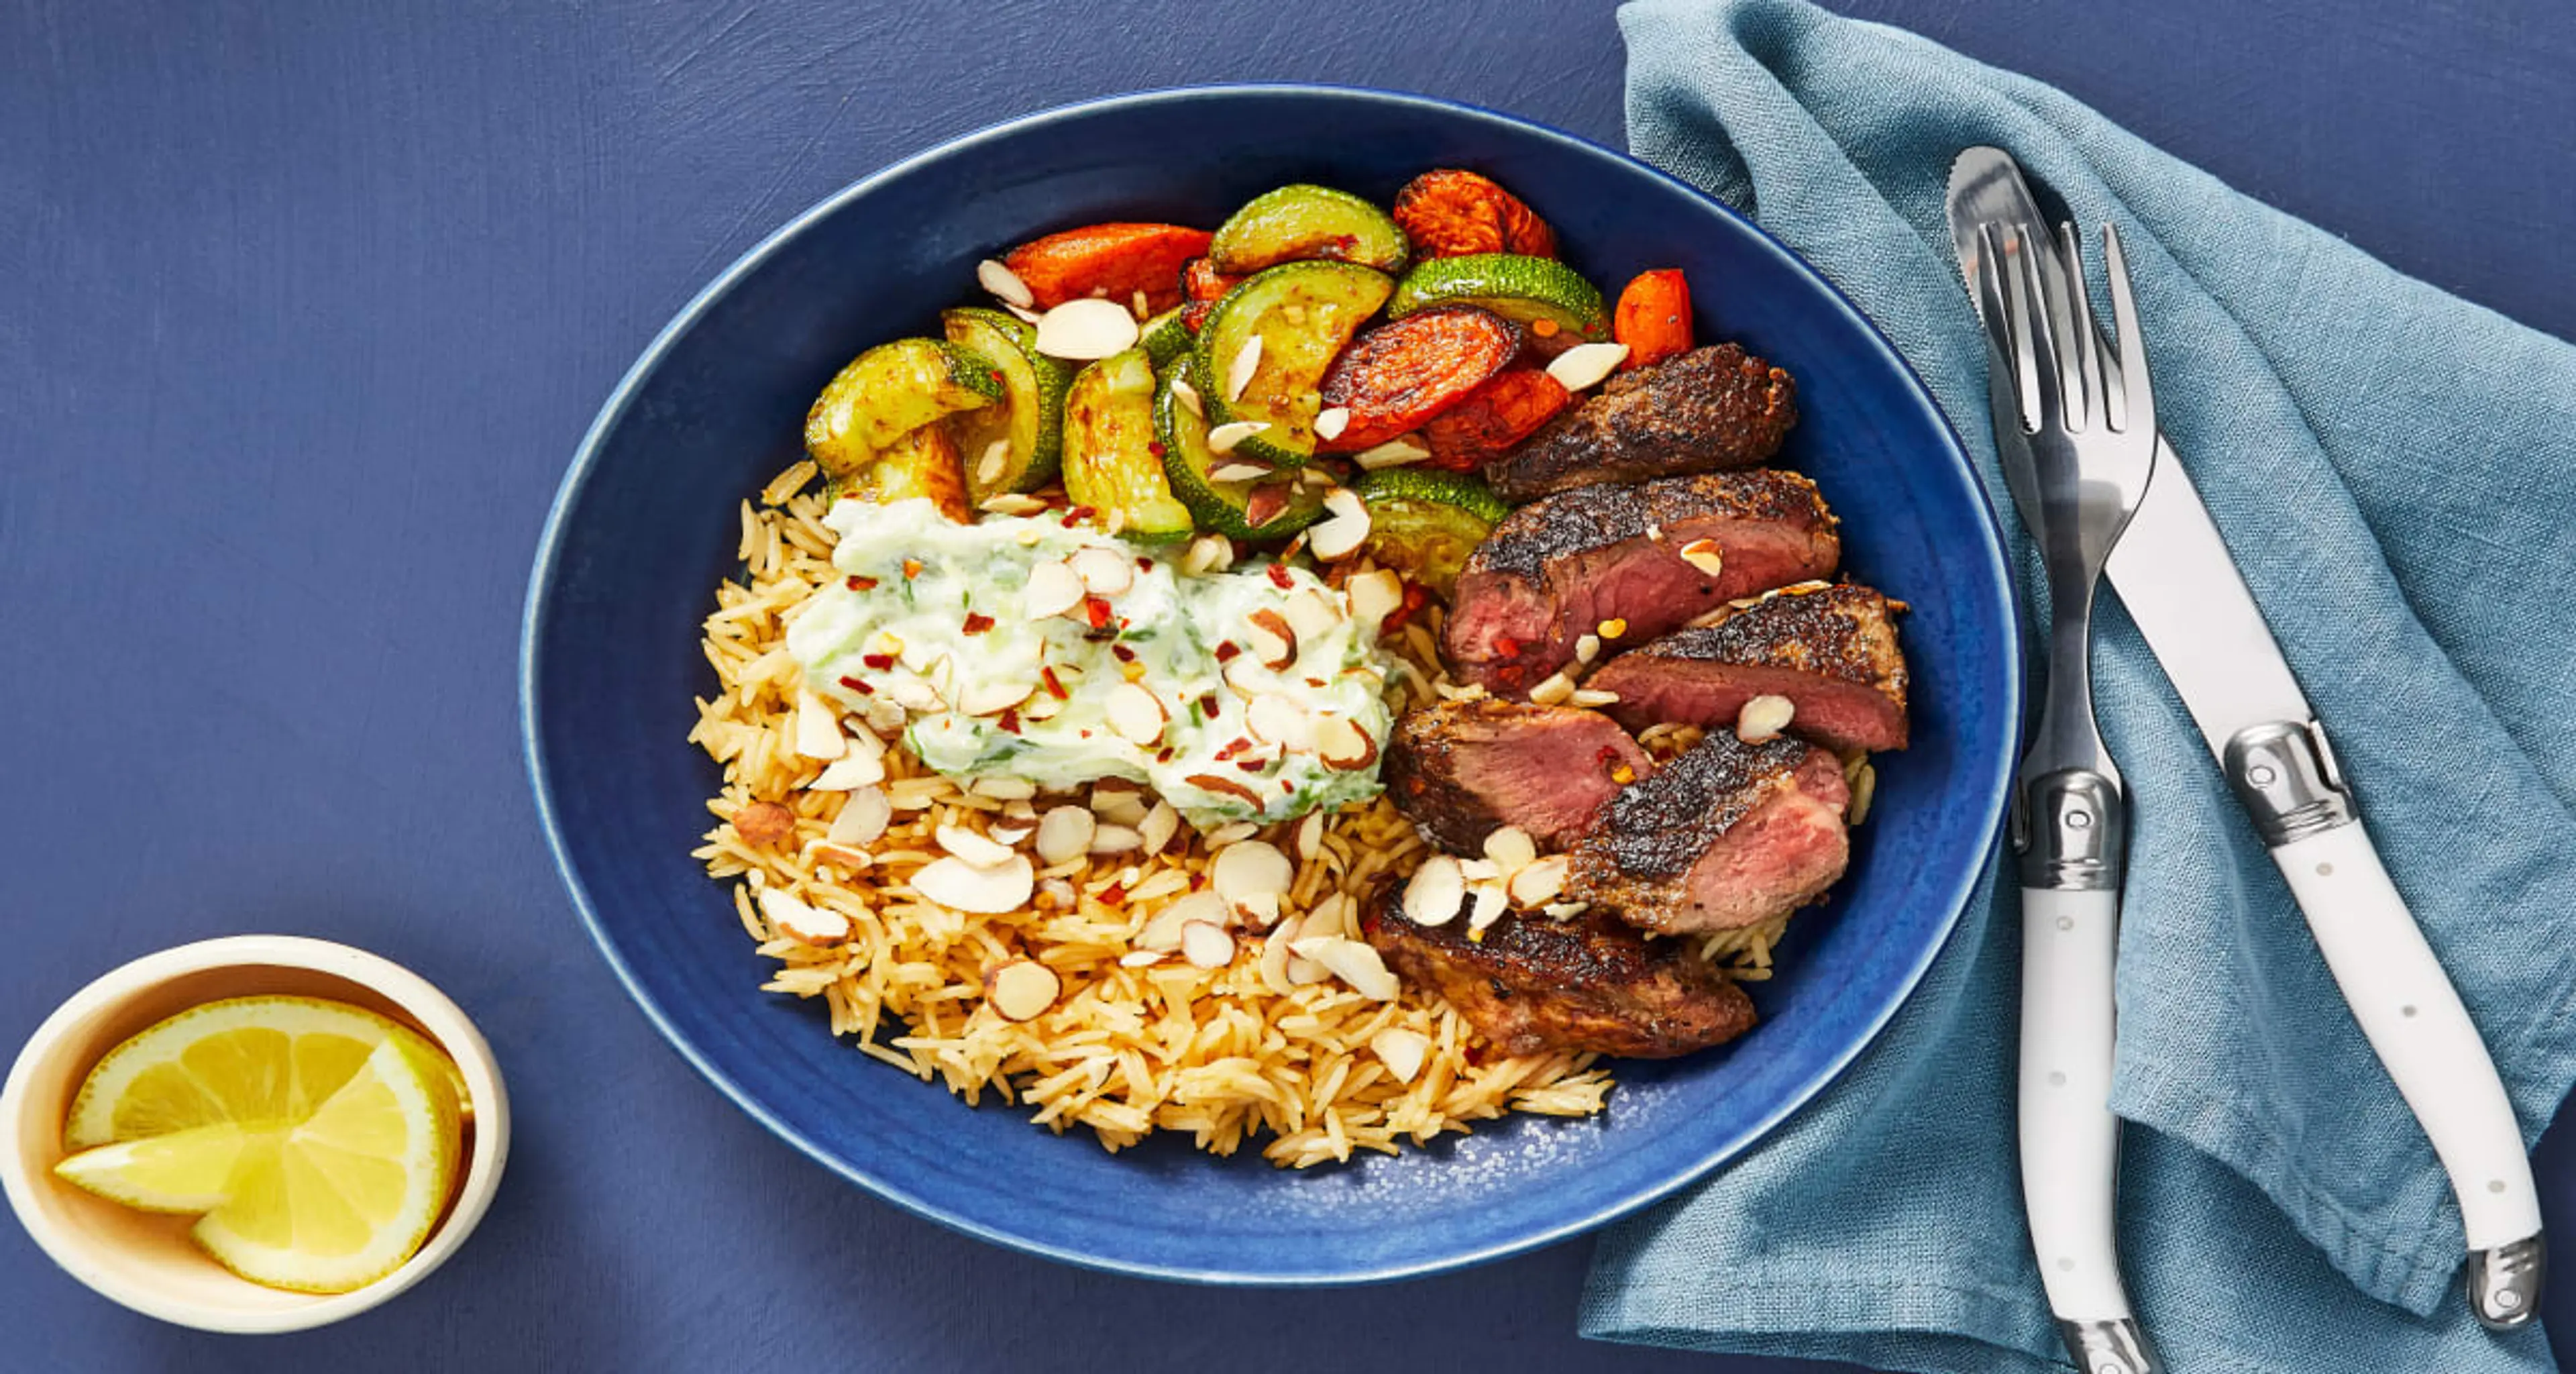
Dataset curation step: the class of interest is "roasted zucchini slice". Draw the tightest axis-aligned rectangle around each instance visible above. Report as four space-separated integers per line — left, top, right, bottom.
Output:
804 337 1003 477
1208 184 1409 276
1349 468 1507 596
1386 254 1610 350
1193 261 1395 470
1154 356 1324 542
1061 348 1195 543
941 307 1073 503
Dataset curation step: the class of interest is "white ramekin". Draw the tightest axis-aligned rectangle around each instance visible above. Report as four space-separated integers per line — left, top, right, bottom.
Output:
1 935 511 1332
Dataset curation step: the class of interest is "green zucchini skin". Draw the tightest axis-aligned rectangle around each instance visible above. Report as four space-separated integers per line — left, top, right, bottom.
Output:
1350 468 1507 596
942 308 1073 503
1387 254 1610 348
1061 348 1196 543
804 337 1004 478
1154 356 1324 542
1194 261 1395 471
1209 184 1409 276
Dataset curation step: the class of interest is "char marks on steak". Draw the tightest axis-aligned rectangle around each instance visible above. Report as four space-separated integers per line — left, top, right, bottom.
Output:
1443 470 1841 695
1568 731 1850 935
1485 344 1796 502
1383 698 1651 854
1360 879 1756 1058
1589 583 1910 751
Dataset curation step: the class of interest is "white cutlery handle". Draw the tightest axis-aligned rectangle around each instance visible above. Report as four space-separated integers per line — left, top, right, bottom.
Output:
2273 823 2540 1251
2019 887 2137 1324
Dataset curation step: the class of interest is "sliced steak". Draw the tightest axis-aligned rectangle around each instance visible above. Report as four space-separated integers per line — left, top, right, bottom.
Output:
1444 470 1841 695
1383 698 1651 853
1485 344 1796 502
1361 878 1756 1058
1568 731 1850 935
1589 583 1911 751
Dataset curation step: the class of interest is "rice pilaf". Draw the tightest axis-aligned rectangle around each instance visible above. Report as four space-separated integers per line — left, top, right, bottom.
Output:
686 465 1787 1166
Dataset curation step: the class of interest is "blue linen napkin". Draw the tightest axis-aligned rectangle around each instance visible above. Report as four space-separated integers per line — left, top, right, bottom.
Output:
1582 2 2576 1370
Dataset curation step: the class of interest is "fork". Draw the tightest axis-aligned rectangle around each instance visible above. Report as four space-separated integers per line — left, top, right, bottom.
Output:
1976 221 2164 1374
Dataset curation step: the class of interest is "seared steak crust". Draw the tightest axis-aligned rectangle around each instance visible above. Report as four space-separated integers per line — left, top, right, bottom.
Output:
1569 732 1851 934
1485 344 1797 502
1593 583 1911 751
1360 878 1756 1058
1383 699 1652 853
1445 470 1841 694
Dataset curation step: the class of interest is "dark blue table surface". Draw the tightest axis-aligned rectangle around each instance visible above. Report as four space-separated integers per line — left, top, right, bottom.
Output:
5 3 2571 1371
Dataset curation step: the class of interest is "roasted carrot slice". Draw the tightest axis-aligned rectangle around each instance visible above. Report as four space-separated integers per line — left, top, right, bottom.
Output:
1004 223 1214 314
1419 367 1573 471
1317 307 1521 452
1181 256 1241 303
1391 170 1558 261
1613 268 1694 370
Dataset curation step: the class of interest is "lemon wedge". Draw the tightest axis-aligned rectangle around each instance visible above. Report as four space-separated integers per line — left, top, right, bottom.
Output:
52 995 464 1293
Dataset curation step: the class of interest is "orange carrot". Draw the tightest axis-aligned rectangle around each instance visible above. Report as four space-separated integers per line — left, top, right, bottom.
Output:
1318 307 1521 452
1391 170 1558 260
1419 368 1573 470
1613 268 1693 370
1004 223 1214 314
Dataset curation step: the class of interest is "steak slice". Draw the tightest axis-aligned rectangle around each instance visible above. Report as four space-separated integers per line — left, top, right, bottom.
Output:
1589 583 1911 751
1360 878 1756 1059
1444 470 1841 695
1568 731 1851 935
1383 698 1650 853
1485 344 1796 502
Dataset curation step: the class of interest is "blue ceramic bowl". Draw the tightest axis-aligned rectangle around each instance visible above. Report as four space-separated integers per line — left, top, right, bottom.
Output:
523 85 2017 1283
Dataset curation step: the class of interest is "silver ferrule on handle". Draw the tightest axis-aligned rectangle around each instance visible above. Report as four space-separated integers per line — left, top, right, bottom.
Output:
2057 1318 2162 1374
2015 768 2126 891
2469 1235 2547 1330
2222 719 2353 846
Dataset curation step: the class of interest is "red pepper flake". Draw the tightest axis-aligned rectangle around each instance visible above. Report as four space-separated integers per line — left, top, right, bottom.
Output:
1236 757 1268 772
1146 440 1166 458
1266 563 1294 590
1493 635 1522 657
845 575 879 592
1383 581 1430 633
1097 883 1127 908
1061 505 1096 528
1135 557 1155 571
1214 641 1240 663
838 675 874 696
1040 666 1068 700
1214 737 1251 762
861 653 895 670
961 612 996 635
1279 779 1294 794
1156 746 1176 763
996 708 1022 734
1199 692 1222 719
901 558 923 579
1083 596 1114 630
1110 644 1136 662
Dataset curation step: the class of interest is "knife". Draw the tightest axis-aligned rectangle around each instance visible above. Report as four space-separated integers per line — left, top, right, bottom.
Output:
1945 146 2545 1332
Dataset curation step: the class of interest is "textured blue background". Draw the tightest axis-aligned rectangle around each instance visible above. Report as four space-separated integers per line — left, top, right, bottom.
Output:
3 2 2570 1371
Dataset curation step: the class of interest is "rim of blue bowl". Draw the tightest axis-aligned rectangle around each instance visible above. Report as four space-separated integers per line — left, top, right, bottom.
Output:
521 81 2021 1285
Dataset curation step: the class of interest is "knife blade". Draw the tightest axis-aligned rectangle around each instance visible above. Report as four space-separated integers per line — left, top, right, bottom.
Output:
1944 146 2545 1331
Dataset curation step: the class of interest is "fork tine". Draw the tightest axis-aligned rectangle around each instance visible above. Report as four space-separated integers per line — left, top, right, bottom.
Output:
2006 228 2061 432
1974 225 2029 432
2102 222 2154 439
2055 221 2104 432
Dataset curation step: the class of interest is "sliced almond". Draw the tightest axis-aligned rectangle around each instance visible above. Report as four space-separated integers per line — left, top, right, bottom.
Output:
1305 487 1371 561
1022 560 1085 619
979 492 1048 517
885 676 945 712
1574 633 1602 664
1244 608 1297 670
1568 688 1621 708
810 751 888 791
760 888 851 947
976 258 1036 310
1481 825 1538 878
1288 935 1400 1001
956 678 1032 717
1736 694 1796 745
1171 372 1204 417
1243 482 1293 529
1345 569 1403 629
1089 823 1144 855
1120 950 1165 968
1245 694 1314 751
1208 461 1273 483
1544 340 1631 392
1466 880 1507 932
1293 810 1327 863
1090 779 1150 826
1034 806 1095 864
1138 800 1179 855
975 438 1013 488
1069 546 1134 596
988 825 1032 845
935 824 1016 867
1180 533 1234 576
1203 820 1258 847
1352 435 1429 470
969 774 1035 800
1002 301 1044 325
1181 921 1237 969
1526 672 1576 706
1371 1026 1431 1084
1140 890 1225 951
1542 900 1590 920
1403 854 1466 927
826 786 892 845
1033 297 1140 361
793 690 847 760
985 959 1061 1021
912 853 1035 913
1212 840 1294 916
1677 537 1726 579
1225 334 1263 403
1314 715 1379 771
1312 407 1351 441
1207 420 1271 454
1104 682 1167 745
1281 588 1341 645
1507 855 1570 907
